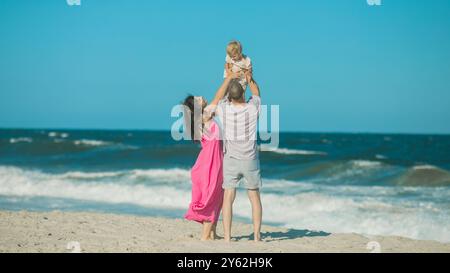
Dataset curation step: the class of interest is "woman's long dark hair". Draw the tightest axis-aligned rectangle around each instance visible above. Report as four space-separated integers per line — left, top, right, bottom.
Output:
183 95 204 142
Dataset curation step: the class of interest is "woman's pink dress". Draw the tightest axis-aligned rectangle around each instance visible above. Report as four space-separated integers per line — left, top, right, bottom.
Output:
185 121 224 224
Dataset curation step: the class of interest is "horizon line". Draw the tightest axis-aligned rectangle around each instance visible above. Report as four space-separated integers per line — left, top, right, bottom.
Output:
1 126 449 136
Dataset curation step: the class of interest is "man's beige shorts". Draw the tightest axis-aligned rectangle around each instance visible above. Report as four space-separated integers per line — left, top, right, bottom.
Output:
222 155 262 190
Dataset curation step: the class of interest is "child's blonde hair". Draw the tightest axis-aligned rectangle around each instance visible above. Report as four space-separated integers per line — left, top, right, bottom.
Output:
226 40 242 57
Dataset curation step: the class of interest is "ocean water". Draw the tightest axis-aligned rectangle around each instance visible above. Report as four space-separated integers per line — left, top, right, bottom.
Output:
1 129 450 243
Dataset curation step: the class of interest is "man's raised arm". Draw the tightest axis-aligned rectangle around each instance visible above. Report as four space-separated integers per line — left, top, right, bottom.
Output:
246 71 260 97
210 74 237 106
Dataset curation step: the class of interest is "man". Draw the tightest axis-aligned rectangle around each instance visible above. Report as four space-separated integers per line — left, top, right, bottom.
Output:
209 71 262 242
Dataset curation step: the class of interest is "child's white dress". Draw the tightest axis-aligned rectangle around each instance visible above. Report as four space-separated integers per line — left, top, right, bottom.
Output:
223 54 252 91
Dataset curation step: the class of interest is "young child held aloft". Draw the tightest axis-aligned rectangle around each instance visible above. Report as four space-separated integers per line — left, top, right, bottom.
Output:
223 40 254 95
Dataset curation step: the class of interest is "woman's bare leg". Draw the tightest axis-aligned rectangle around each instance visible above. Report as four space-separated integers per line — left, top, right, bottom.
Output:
201 221 213 241
209 222 217 240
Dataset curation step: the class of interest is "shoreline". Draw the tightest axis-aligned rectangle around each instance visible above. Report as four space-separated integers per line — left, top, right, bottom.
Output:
1 210 449 253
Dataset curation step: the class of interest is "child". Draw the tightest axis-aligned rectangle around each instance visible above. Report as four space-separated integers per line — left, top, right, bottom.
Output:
223 40 253 94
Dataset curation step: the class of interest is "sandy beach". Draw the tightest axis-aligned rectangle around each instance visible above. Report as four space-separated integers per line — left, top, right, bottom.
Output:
0 210 449 253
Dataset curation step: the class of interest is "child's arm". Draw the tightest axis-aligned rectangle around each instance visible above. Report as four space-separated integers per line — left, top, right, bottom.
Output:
224 62 233 78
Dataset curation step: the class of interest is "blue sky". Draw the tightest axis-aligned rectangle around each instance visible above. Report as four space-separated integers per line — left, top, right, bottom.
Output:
1 0 449 134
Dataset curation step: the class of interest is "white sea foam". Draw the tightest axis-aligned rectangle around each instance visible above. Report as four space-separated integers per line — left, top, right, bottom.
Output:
48 132 69 138
413 165 439 170
59 171 122 180
130 168 191 182
0 166 449 243
261 179 304 189
72 139 137 149
39 168 190 182
0 166 191 184
74 139 111 146
351 160 382 168
316 160 385 183
254 191 450 243
0 167 188 209
262 147 327 155
9 138 33 144
375 154 387 159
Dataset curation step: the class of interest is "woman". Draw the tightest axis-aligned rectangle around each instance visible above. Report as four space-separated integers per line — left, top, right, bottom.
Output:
183 74 237 240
